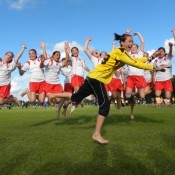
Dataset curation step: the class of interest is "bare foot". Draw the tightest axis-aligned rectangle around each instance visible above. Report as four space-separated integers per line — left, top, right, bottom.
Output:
56 108 61 119
130 114 134 120
70 105 75 115
92 134 109 144
21 88 28 97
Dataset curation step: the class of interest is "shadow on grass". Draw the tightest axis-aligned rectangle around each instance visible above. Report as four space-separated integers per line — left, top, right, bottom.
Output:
30 144 156 175
106 114 164 125
54 115 93 126
0 153 29 175
31 119 56 127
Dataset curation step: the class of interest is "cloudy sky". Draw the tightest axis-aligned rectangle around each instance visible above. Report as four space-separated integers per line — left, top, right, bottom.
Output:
0 0 175 101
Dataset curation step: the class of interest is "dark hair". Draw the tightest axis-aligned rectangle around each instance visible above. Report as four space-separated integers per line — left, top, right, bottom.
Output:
71 47 79 56
114 33 131 45
158 47 166 52
52 51 60 56
5 51 14 59
71 47 79 53
29 49 37 58
100 51 107 56
132 44 139 48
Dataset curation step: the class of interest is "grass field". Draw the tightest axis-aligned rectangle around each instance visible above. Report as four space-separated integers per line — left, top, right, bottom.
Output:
0 104 175 175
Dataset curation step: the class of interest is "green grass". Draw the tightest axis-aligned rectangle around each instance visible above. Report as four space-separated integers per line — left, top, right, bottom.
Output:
0 105 175 175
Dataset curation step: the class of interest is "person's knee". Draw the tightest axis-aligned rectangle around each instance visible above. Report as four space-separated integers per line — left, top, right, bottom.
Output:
0 99 4 105
125 94 131 99
99 103 110 117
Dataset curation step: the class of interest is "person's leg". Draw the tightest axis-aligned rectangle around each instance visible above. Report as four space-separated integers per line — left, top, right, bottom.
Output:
129 95 135 120
138 88 145 99
155 90 162 108
87 79 110 144
48 92 72 103
62 100 70 117
164 91 171 107
92 115 109 144
145 85 152 95
70 86 80 115
116 91 122 112
21 88 29 97
125 87 133 99
0 98 8 105
56 98 65 118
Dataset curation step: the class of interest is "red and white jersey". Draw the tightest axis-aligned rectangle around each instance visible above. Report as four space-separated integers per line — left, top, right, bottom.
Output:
121 65 129 83
70 56 87 77
128 50 144 76
153 55 173 81
91 56 103 68
44 58 63 84
21 58 45 82
61 65 72 84
144 62 153 83
112 68 123 83
0 60 16 86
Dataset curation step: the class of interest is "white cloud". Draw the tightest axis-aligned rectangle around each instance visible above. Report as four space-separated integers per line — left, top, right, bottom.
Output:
147 37 175 55
53 41 84 58
10 74 30 101
8 0 36 10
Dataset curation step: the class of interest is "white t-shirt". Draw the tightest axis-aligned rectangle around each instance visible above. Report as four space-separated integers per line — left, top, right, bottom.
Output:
70 56 87 77
121 65 129 83
144 62 153 83
128 50 144 76
21 58 45 82
61 64 72 84
91 56 103 68
153 55 173 81
44 58 63 84
0 60 16 86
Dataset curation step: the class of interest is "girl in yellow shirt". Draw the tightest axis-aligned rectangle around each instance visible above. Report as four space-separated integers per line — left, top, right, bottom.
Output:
48 33 162 144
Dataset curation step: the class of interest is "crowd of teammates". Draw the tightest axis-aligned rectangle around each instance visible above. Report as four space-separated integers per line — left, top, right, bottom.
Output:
0 29 175 144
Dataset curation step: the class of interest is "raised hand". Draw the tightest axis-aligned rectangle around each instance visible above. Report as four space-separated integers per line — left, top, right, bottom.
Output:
40 41 46 49
169 42 173 47
126 28 132 34
152 50 160 58
22 43 27 49
87 36 93 41
17 62 22 69
65 42 70 54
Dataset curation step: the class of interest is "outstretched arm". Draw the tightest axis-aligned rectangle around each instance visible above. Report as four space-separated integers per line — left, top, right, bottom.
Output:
62 42 70 66
112 40 116 50
133 32 144 51
168 42 173 58
40 41 48 60
126 28 132 34
172 28 175 44
17 63 25 76
84 37 93 60
14 43 27 63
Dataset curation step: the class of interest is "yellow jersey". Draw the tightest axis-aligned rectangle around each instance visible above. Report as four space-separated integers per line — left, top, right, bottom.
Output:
87 47 153 84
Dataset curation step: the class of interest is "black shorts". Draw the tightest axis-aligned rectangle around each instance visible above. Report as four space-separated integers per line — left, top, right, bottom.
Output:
71 77 110 117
